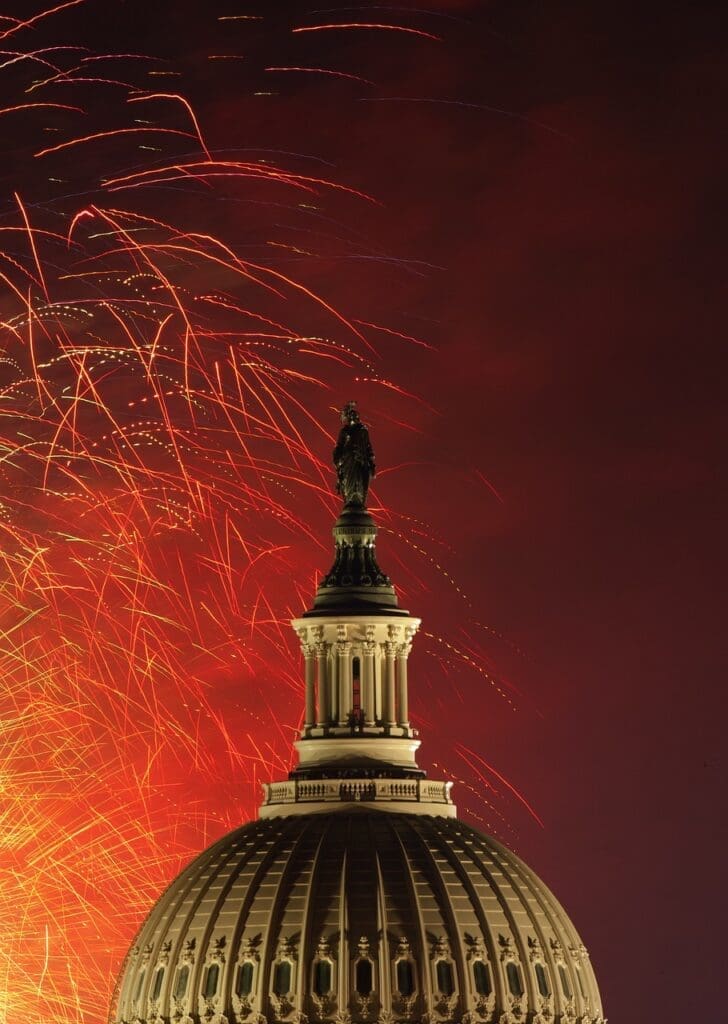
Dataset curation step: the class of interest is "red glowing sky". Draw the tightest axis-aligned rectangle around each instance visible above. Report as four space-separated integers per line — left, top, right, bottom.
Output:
1 2 725 1021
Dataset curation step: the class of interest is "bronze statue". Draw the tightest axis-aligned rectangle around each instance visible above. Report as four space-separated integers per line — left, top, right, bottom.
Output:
333 401 376 508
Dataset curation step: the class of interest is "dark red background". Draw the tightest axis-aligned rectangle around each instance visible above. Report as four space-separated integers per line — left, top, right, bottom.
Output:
6 2 726 1020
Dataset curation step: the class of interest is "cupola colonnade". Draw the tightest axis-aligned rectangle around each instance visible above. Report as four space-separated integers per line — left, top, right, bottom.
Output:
293 617 419 736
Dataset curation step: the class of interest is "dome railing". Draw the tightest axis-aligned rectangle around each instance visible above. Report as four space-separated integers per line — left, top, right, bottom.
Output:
260 776 454 810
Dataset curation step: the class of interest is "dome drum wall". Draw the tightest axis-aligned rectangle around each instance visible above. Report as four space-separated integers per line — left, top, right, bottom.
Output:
112 814 605 1024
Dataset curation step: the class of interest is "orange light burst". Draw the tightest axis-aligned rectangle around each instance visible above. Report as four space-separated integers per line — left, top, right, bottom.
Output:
0 7 534 1023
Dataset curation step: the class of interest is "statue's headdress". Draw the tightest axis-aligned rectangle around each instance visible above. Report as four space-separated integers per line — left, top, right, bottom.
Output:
341 400 360 424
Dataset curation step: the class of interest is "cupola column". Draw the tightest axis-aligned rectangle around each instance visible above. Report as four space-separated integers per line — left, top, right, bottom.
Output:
337 635 352 726
330 646 339 723
303 641 316 729
384 638 397 728
396 636 412 727
363 630 376 726
315 635 328 725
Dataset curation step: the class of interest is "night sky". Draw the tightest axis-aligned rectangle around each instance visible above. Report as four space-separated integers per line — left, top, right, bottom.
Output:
2 2 725 1022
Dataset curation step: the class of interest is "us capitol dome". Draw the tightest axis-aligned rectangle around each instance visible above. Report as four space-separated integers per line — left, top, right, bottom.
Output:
112 403 605 1024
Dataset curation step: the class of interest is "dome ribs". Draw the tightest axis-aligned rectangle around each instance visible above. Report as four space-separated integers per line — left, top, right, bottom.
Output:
194 819 296 1019
480 837 570 1019
343 814 382 1014
370 814 393 1015
295 816 345 1019
368 813 425 941
257 816 326 1021
383 814 431 1020
230 816 315 1018
435 820 603 1021
433 819 529 1015
439 820 536 1012
499 843 602 1019
282 818 329 1010
195 820 303 1016
343 815 380 945
398 816 479 1018
113 813 604 1024
366 813 428 1019
121 822 264 1020
337 824 350 1013
418 818 508 1011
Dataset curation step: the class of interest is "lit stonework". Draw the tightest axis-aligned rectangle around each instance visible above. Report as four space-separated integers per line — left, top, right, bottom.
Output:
111 404 606 1024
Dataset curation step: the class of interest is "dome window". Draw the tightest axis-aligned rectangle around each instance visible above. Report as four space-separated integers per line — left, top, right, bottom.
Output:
313 959 333 997
436 960 455 997
203 963 220 999
311 937 335 998
506 962 523 998
174 965 189 1001
151 967 165 1001
535 963 550 997
472 960 492 997
273 960 292 997
353 936 375 999
355 958 373 996
396 958 415 997
558 964 572 999
236 960 255 998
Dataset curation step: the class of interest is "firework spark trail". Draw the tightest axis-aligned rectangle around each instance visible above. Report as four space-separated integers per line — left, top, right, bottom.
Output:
0 6 532 1023
455 743 545 829
265 66 375 86
291 22 442 42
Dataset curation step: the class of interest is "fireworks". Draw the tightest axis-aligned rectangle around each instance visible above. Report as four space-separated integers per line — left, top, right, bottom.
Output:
0 6 531 1022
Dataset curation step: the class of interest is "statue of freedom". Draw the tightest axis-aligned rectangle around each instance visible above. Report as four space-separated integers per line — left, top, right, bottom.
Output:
333 401 376 508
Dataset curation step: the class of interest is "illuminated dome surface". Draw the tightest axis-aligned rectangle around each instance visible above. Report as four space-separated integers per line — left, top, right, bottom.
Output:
114 813 603 1024
113 408 605 1024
